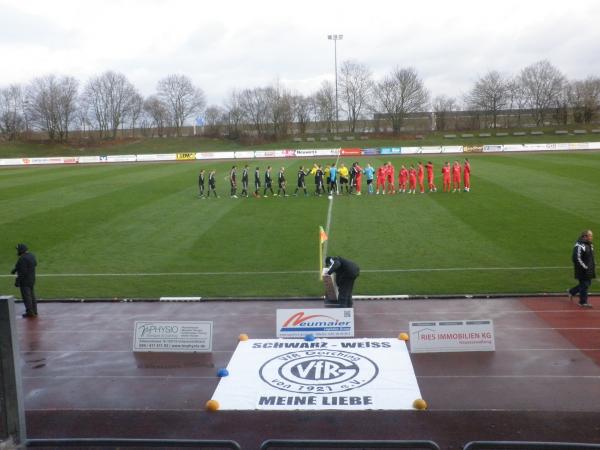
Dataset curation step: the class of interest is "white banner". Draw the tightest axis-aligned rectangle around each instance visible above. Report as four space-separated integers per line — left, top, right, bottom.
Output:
503 144 525 152
136 153 177 161
105 154 137 162
400 146 420 154
78 156 101 164
483 145 503 153
133 321 213 353
0 158 26 166
211 338 421 410
23 157 65 165
409 320 495 353
254 149 296 158
234 151 255 159
276 308 354 338
196 151 235 160
295 148 340 157
441 146 464 153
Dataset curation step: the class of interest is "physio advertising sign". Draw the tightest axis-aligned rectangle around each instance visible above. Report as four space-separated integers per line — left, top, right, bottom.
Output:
210 338 421 410
276 308 354 338
133 321 213 353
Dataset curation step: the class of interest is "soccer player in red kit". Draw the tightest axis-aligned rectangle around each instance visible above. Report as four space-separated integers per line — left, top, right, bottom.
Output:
426 161 436 192
442 162 451 192
376 165 386 195
452 161 461 192
398 165 408 193
354 162 363 195
417 162 425 193
463 158 471 192
385 161 395 194
408 165 417 194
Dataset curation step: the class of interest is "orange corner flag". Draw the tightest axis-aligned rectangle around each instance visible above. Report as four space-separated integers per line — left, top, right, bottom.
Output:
319 226 328 244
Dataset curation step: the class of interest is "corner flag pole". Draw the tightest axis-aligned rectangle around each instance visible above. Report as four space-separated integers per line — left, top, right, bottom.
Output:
319 226 328 280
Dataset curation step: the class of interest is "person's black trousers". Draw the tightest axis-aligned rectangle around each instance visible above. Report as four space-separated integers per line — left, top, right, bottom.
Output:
337 276 356 308
569 278 592 305
20 284 37 314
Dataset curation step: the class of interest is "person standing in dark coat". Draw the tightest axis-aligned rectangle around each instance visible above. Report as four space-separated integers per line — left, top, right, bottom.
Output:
11 243 38 318
568 230 595 308
325 256 360 308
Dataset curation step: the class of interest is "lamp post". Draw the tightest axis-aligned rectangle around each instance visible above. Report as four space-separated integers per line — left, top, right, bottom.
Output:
327 34 343 133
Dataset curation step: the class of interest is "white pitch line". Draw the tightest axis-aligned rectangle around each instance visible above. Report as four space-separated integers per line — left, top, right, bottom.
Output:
0 266 572 278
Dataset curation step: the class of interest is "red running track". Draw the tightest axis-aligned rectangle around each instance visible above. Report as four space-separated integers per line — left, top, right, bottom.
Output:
14 296 600 449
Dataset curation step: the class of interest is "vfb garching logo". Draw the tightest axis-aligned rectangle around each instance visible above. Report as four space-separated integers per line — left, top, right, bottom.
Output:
259 350 378 394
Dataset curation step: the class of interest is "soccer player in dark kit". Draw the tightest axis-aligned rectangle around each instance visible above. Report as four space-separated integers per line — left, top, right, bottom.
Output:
241 164 249 197
294 165 309 196
315 165 325 196
277 167 288 197
263 166 274 197
254 166 261 197
208 169 218 198
198 169 206 198
229 165 238 198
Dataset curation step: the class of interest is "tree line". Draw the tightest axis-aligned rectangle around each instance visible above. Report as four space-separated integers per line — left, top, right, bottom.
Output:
1 59 599 142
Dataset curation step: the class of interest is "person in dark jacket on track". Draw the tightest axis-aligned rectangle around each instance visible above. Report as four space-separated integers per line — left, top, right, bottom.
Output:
11 243 38 318
324 256 360 308
568 230 595 308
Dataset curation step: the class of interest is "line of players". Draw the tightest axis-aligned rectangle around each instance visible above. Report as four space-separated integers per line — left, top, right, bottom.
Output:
197 159 471 198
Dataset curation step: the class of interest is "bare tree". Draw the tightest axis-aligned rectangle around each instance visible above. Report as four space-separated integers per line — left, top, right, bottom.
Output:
81 71 140 139
432 95 457 132
0 84 25 140
339 60 373 132
239 87 270 137
128 92 144 137
518 60 565 126
567 77 600 124
506 78 527 127
223 90 245 137
291 94 312 135
313 81 335 133
157 74 205 136
264 82 293 138
25 74 78 141
372 67 429 134
143 95 170 137
466 71 509 128
203 105 224 136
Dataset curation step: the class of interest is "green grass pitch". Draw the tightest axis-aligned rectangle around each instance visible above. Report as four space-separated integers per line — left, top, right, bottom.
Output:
1 151 599 299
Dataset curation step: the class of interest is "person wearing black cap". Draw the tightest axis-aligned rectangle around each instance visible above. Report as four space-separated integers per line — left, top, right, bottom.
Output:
11 244 38 318
324 256 360 308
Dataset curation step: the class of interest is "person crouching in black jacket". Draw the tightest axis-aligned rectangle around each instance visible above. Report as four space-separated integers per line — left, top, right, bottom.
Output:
11 243 38 318
325 256 360 308
568 230 595 308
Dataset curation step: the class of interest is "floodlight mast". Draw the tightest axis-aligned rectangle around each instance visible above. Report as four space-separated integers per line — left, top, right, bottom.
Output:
328 34 343 133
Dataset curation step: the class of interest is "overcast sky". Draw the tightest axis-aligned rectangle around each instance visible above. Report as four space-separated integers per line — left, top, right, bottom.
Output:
1 0 600 106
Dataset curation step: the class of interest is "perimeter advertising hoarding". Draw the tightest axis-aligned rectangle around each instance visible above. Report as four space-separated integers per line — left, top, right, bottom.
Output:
254 150 296 158
409 320 495 353
196 151 235 160
133 321 213 353
234 151 255 159
295 149 340 157
276 308 354 338
0 158 26 166
136 154 177 162
340 148 363 156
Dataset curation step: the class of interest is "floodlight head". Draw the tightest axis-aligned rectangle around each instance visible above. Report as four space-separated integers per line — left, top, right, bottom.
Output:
328 35 332 39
